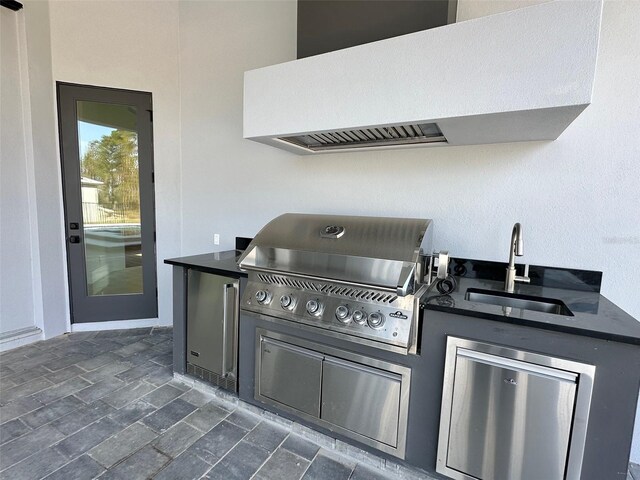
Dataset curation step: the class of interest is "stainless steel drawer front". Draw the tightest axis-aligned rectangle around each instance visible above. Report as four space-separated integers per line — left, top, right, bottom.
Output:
449 352 576 479
437 337 596 480
321 357 401 447
258 337 323 417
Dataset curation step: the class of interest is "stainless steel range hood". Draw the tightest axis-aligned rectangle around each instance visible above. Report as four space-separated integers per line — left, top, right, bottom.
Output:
244 1 602 155
279 123 446 152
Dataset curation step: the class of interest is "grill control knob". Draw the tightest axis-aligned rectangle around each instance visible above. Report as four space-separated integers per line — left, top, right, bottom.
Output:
352 310 367 325
255 290 272 305
368 312 385 329
280 294 294 310
306 299 322 316
335 305 350 323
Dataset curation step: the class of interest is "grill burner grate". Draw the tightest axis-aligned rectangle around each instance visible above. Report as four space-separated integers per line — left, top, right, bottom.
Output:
257 273 398 304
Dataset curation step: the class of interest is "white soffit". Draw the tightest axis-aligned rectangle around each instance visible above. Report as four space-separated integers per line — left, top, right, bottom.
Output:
243 0 602 154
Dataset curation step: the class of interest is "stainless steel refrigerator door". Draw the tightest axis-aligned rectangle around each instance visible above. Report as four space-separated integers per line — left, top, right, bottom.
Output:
447 348 577 480
321 356 402 448
187 270 238 378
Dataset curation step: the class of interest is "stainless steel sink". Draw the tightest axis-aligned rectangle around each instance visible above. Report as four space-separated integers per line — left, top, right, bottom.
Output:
465 288 573 316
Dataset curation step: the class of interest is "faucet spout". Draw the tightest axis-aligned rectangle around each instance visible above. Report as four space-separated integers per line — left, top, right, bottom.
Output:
509 223 524 265
505 222 530 293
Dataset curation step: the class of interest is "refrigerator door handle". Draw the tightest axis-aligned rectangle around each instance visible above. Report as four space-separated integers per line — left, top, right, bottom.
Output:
221 283 236 378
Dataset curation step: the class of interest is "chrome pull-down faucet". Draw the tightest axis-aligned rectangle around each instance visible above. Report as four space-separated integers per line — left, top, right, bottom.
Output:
505 222 530 293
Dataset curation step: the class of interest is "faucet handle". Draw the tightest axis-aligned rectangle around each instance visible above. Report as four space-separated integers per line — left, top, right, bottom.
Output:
515 264 531 284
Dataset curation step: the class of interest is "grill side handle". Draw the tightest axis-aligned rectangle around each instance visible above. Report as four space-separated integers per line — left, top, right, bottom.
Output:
409 284 429 355
397 263 416 296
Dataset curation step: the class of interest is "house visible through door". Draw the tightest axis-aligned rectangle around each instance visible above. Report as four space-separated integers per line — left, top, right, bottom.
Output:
57 83 157 323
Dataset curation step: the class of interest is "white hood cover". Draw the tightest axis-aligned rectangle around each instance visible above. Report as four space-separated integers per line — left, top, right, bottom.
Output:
243 1 602 154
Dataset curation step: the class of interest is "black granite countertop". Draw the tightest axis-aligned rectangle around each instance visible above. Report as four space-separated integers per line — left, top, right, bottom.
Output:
164 250 247 277
423 276 640 346
165 250 640 345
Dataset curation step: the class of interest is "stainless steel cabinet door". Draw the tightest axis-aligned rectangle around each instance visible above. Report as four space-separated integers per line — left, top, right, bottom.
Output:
321 357 401 448
447 349 577 480
258 337 323 417
187 271 238 377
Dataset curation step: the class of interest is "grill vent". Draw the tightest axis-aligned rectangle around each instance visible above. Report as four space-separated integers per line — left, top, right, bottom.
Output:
278 122 446 152
257 274 398 304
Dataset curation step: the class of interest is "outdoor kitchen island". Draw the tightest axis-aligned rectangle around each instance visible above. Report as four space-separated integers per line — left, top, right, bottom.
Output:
167 247 640 480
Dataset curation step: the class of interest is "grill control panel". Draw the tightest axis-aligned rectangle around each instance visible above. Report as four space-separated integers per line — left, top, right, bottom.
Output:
242 278 415 350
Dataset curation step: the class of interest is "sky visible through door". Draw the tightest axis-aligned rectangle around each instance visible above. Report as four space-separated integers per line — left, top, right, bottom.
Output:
77 101 142 296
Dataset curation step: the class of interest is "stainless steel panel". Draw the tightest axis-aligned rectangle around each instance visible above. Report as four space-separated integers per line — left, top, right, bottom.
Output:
258 337 323 417
437 337 596 480
242 278 416 352
237 214 433 295
187 271 238 384
449 352 576 479
465 288 573 316
250 311 412 356
222 282 239 379
321 357 401 448
254 328 411 458
243 247 409 293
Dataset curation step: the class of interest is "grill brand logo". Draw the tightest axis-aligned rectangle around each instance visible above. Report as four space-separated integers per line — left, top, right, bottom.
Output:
389 311 408 319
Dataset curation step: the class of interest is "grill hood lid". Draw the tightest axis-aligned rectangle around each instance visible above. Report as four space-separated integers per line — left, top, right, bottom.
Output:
238 213 433 295
243 1 602 155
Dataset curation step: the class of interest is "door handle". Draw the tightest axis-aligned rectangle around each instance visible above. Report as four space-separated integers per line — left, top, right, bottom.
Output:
221 283 236 378
68 235 81 243
222 283 238 379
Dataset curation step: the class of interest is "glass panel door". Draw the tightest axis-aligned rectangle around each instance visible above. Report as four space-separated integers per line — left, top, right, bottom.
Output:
58 84 157 323
77 101 142 296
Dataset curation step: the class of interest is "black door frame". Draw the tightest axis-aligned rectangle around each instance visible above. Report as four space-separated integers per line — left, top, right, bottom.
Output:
57 82 158 323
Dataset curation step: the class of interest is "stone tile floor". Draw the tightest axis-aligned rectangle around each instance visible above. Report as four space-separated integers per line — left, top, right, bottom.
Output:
0 328 403 480
1 328 638 480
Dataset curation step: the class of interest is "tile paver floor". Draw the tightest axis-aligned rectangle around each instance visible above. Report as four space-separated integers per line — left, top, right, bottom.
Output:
0 328 405 480
2 328 638 480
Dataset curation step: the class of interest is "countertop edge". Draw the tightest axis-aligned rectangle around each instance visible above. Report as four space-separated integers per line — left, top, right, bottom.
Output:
164 251 247 278
422 303 640 346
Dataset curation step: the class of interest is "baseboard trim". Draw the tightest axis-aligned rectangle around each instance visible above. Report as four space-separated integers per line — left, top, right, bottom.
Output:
0 326 43 352
71 317 169 332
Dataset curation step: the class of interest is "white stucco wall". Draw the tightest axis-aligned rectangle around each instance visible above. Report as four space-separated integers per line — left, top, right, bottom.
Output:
0 9 37 337
177 0 640 463
24 0 69 341
47 0 182 328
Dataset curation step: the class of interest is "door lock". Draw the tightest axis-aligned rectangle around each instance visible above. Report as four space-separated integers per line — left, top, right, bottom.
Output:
69 235 81 244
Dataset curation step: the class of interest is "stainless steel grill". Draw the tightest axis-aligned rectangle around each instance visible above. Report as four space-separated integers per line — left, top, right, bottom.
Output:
238 213 433 354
